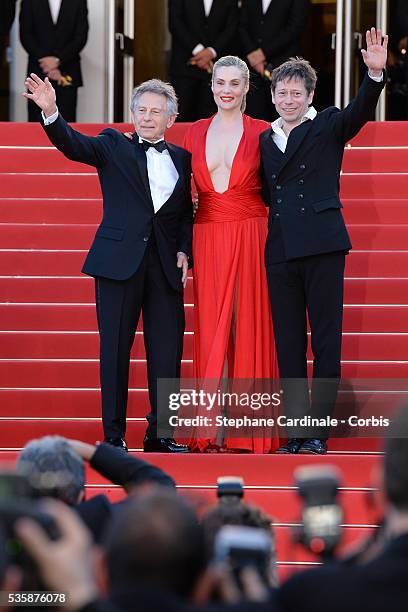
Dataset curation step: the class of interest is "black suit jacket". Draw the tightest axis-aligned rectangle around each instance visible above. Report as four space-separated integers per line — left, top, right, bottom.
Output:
43 116 193 292
278 533 408 612
260 73 385 264
0 0 17 37
19 0 88 87
239 0 310 68
168 0 239 79
76 443 176 542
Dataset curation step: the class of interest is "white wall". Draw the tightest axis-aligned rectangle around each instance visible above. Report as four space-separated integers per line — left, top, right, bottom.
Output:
9 0 111 122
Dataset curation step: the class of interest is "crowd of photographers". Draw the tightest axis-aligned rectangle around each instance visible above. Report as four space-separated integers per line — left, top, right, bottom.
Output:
1 407 408 611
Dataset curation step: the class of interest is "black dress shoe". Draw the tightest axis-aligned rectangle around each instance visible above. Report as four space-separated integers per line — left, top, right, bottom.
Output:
143 437 190 453
299 438 328 454
104 437 128 452
275 438 304 454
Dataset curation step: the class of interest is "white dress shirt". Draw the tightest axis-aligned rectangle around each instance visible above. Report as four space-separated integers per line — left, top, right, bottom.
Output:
203 0 213 16
138 137 179 214
48 0 62 23
271 106 317 153
262 0 273 14
41 110 179 214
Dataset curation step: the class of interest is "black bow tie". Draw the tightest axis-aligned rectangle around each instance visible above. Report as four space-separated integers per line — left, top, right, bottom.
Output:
141 139 167 153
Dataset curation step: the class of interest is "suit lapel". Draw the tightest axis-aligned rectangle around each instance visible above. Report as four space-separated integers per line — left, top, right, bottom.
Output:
56 0 69 30
278 119 313 174
42 0 55 28
166 143 183 193
195 0 206 21
131 135 154 208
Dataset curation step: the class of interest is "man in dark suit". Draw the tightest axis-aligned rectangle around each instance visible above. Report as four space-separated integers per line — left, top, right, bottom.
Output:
277 407 408 612
239 0 310 120
0 0 17 37
260 29 388 454
20 0 88 122
23 74 193 453
168 0 239 121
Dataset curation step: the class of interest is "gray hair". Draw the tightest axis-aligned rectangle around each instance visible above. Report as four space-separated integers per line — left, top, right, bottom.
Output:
212 55 250 112
16 435 85 505
130 78 178 116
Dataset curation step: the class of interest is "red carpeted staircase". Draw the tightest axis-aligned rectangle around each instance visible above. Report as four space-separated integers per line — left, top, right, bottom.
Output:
1 120 407 577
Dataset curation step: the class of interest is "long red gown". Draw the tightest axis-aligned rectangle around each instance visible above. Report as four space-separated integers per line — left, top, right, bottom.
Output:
183 114 279 453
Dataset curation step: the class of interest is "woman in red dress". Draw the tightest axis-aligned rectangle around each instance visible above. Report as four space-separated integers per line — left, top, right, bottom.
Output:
183 56 278 453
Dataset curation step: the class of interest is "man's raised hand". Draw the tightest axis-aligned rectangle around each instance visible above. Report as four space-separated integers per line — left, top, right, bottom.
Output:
22 73 57 117
361 27 388 76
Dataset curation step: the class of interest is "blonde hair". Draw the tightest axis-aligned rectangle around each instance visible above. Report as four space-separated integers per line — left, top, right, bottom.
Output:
212 56 250 112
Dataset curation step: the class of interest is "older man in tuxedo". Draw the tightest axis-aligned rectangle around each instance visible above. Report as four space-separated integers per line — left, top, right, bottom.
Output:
168 0 239 121
23 74 193 453
260 29 388 454
20 0 88 122
239 0 310 120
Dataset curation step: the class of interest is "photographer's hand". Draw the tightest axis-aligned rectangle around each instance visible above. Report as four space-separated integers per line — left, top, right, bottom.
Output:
194 563 269 606
66 439 98 462
15 500 99 611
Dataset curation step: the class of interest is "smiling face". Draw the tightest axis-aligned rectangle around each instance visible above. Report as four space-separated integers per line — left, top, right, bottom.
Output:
272 77 314 125
212 65 249 112
132 92 176 141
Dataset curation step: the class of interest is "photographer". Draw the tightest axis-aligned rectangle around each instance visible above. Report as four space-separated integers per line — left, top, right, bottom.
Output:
277 407 408 612
16 436 175 542
14 490 277 612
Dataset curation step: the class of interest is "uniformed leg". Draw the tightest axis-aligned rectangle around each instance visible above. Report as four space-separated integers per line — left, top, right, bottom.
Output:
95 263 146 439
304 251 346 437
142 245 185 439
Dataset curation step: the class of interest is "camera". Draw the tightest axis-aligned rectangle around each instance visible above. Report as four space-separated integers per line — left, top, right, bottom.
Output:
214 525 272 589
294 465 343 560
0 471 59 590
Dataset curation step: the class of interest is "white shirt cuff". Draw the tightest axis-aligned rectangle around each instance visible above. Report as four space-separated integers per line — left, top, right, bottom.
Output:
368 71 383 82
42 108 59 125
192 43 205 56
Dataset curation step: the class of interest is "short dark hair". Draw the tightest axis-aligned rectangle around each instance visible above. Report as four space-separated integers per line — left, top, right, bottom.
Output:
105 490 206 597
384 407 408 511
271 57 317 95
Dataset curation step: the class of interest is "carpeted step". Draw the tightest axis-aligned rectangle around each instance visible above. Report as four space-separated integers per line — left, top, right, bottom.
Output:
0 384 406 420
2 223 408 250
1 331 406 361
3 249 408 277
3 198 408 226
1 172 408 199
2 303 408 332
1 276 406 305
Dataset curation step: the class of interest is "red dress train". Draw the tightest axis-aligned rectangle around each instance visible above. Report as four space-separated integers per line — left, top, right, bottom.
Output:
183 114 279 453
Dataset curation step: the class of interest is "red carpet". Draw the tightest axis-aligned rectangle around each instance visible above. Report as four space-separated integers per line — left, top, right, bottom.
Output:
1 120 407 576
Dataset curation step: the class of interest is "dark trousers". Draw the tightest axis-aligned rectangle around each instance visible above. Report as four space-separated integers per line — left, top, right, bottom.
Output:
172 75 216 121
28 85 78 122
95 241 185 440
266 251 346 438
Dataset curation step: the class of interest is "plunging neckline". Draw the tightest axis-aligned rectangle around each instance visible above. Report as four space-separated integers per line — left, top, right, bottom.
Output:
203 114 245 195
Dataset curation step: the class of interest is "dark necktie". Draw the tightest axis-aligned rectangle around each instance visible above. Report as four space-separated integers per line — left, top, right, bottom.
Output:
141 139 167 153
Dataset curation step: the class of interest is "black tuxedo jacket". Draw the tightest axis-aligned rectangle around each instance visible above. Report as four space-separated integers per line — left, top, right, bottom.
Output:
168 0 239 79
43 116 193 292
260 73 385 264
19 0 88 87
0 0 17 37
278 533 408 612
239 0 310 67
